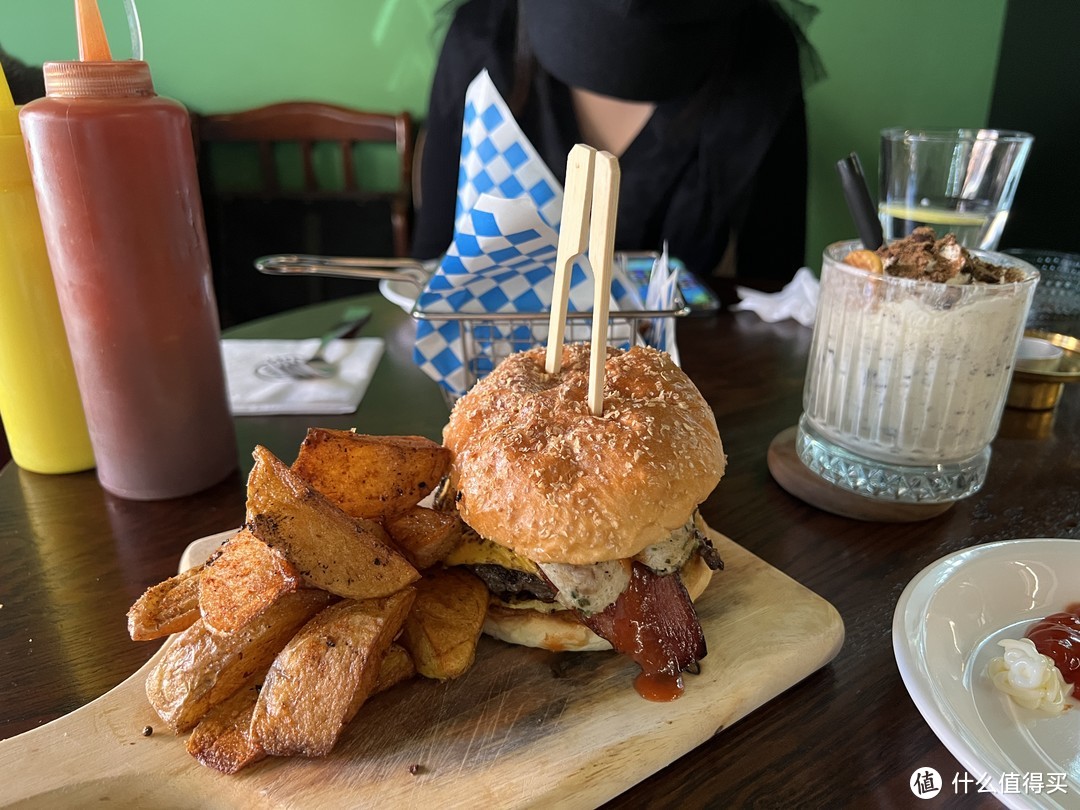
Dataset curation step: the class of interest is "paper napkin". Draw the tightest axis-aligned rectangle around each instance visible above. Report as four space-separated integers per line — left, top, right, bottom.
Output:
644 243 681 364
221 338 384 415
413 70 665 400
731 267 820 328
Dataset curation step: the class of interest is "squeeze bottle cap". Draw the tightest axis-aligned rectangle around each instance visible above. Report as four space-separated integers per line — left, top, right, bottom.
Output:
41 0 154 98
76 0 113 61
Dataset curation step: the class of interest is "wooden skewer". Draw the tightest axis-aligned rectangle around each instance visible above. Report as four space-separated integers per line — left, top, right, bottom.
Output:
76 0 113 61
586 152 620 416
544 145 621 416
545 144 596 375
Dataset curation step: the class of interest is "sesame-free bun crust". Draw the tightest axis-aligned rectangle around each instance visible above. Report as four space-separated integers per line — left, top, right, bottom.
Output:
483 551 714 652
443 344 726 565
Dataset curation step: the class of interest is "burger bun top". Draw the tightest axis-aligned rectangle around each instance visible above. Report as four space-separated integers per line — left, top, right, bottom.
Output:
443 344 725 564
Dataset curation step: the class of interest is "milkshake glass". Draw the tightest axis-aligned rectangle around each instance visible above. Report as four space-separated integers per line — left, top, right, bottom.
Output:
797 241 1038 503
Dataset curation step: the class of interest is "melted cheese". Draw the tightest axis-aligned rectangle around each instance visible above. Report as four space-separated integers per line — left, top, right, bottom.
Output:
443 527 539 574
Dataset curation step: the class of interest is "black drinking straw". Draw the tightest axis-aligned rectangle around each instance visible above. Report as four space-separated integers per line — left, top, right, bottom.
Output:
835 152 884 250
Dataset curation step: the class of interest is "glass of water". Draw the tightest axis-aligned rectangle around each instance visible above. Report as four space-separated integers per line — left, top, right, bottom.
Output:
879 128 1033 251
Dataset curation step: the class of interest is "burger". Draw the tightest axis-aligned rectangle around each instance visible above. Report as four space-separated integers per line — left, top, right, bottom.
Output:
440 343 726 700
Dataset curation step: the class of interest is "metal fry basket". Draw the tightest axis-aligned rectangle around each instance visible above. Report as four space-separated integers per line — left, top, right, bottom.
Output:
255 252 690 404
1003 249 1080 334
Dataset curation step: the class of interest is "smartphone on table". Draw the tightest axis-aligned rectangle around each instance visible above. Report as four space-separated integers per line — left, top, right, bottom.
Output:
620 253 721 314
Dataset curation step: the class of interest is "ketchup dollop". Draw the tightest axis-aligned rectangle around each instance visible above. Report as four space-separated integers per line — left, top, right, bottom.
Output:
1025 603 1080 692
634 671 685 702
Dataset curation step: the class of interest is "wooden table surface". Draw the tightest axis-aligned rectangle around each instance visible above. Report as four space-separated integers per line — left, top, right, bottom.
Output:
2 292 1077 808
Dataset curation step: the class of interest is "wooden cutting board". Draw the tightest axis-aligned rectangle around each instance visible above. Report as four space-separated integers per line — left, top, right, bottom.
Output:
0 528 843 808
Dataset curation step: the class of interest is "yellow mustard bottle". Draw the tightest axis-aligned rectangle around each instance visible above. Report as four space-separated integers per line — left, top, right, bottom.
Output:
0 65 94 474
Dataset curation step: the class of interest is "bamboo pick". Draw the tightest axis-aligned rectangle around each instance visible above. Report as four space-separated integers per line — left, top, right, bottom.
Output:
76 0 113 61
545 144 596 375
586 151 620 416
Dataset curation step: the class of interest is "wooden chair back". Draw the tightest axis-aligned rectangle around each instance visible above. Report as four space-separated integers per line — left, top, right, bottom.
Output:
195 102 414 257
192 102 414 325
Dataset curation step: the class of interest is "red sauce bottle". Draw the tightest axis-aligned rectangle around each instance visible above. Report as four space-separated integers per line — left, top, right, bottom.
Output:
20 59 236 499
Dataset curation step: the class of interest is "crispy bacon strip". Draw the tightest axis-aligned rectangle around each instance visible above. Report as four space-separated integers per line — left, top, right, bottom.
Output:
579 562 706 700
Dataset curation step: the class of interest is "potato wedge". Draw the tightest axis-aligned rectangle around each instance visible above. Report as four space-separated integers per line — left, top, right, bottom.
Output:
250 589 415 757
245 445 419 599
374 643 415 694
186 682 266 774
146 588 333 732
291 429 449 520
400 567 488 681
199 527 300 636
384 506 463 570
127 564 203 641
186 642 412 775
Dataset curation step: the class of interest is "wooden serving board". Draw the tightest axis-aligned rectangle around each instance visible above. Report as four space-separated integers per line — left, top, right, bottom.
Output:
0 529 843 809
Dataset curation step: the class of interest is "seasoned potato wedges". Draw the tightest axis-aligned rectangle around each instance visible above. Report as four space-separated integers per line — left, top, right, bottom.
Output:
246 445 419 599
186 642 415 775
291 429 449 520
127 563 203 641
374 643 416 693
199 528 300 636
250 589 416 757
131 431 491 773
400 567 488 681
186 683 266 775
146 588 333 732
384 506 463 570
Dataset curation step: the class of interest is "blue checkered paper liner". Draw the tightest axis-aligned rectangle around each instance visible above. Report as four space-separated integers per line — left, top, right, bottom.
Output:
455 70 563 233
414 194 639 398
413 69 657 400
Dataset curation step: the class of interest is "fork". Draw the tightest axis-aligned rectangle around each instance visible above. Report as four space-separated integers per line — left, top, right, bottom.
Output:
255 307 372 380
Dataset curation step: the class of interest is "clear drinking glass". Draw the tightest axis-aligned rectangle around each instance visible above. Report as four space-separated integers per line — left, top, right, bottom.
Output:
879 128 1033 251
797 241 1038 503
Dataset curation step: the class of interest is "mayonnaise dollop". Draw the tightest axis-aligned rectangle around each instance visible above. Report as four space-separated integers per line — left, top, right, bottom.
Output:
988 638 1070 715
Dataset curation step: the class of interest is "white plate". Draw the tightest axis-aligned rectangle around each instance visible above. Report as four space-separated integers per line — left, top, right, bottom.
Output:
378 277 420 312
178 528 236 572
894 538 1080 809
378 259 435 312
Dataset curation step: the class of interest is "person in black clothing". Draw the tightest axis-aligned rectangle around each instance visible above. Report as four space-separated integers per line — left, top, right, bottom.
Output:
0 46 45 105
412 0 818 286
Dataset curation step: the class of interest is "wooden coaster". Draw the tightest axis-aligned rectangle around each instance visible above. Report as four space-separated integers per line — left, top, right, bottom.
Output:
767 426 954 523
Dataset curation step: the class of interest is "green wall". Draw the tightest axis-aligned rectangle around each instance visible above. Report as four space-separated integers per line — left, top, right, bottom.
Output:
803 0 1008 265
0 0 447 115
0 0 1008 272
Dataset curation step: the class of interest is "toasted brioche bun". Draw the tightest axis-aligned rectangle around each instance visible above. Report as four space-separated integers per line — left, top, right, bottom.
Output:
482 551 714 652
443 344 726 565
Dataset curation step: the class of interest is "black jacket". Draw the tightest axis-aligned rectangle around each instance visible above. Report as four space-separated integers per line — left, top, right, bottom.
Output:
412 0 808 285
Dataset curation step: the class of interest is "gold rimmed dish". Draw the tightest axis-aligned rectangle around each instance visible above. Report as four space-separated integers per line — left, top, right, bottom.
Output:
1007 330 1080 410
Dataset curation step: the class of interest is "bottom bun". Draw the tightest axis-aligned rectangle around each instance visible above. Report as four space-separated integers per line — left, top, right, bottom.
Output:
482 551 715 653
